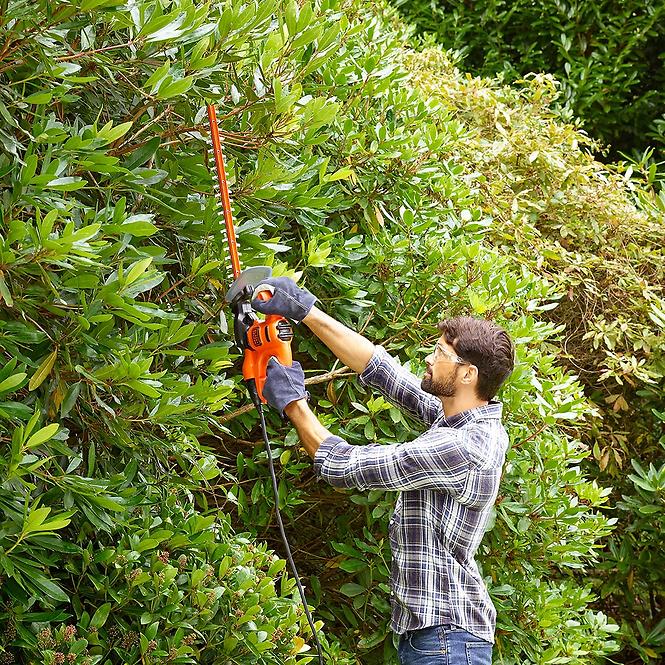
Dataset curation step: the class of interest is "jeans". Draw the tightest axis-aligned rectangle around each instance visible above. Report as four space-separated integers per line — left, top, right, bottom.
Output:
397 624 493 665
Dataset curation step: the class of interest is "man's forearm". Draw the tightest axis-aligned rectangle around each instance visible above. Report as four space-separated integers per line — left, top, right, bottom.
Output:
284 399 332 459
302 306 375 374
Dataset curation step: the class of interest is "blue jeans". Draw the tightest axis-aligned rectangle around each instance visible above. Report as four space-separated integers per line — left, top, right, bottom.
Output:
397 624 493 665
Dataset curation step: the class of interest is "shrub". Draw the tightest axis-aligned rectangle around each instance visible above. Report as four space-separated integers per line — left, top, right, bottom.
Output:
0 0 628 663
406 48 665 663
391 0 665 163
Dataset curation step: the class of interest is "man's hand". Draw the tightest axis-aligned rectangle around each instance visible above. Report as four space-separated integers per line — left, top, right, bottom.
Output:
251 276 316 323
263 357 308 416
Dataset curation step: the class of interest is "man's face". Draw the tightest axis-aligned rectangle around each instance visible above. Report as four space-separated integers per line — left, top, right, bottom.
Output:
421 337 466 397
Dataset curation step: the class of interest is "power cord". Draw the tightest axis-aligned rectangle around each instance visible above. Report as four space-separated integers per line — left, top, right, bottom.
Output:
256 400 325 665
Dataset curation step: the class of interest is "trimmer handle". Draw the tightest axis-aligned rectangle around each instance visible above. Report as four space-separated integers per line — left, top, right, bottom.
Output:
242 289 293 403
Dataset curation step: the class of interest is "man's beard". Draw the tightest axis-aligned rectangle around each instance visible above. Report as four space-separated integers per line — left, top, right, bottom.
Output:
421 369 457 397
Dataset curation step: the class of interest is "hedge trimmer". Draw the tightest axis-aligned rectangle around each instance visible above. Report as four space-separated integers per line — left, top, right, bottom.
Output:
206 104 325 664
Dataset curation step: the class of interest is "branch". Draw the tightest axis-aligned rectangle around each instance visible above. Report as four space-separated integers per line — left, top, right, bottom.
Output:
512 423 547 448
56 40 139 62
217 366 355 423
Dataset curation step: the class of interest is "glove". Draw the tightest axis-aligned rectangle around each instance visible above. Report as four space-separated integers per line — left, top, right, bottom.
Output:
263 357 308 417
251 277 317 323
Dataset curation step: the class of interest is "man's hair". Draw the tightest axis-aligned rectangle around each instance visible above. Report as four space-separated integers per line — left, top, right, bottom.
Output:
438 316 514 401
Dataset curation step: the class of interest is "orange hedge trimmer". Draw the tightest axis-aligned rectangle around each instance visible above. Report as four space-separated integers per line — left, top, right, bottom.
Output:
206 104 293 407
206 104 325 664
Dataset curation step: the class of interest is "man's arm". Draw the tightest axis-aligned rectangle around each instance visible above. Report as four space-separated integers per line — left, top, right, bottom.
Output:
284 398 496 509
251 277 440 423
302 306 375 374
301 307 441 425
284 398 330 459
251 278 375 373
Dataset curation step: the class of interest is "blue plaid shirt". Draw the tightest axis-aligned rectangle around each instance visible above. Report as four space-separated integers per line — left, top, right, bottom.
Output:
313 346 508 643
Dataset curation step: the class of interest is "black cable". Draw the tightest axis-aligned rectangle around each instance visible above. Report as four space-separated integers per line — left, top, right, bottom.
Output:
256 401 325 665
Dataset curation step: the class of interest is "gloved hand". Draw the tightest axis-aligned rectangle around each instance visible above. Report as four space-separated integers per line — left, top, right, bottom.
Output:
251 277 317 323
263 357 309 417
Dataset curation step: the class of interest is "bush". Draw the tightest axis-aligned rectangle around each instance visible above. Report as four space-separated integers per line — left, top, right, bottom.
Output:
0 0 628 663
391 0 665 162
0 484 318 663
405 48 665 663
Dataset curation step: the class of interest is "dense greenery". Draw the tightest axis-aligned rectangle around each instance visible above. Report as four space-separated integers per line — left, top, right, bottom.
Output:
392 0 665 165
0 1 661 664
406 47 665 665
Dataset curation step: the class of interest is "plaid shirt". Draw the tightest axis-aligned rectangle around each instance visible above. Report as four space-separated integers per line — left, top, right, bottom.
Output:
313 346 508 644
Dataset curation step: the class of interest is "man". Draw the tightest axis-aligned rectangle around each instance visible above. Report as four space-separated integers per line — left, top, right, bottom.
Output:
252 277 514 665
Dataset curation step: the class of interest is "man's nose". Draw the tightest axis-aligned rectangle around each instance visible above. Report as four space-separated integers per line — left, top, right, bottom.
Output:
425 353 434 367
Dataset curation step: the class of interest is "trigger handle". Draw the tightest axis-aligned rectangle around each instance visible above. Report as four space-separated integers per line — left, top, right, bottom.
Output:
254 283 275 303
254 284 275 300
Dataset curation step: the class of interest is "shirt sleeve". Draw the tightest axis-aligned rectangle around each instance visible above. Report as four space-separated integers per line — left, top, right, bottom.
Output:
358 346 442 426
313 432 499 508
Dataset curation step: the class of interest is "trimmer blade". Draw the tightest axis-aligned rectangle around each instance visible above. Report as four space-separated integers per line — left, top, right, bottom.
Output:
206 103 242 281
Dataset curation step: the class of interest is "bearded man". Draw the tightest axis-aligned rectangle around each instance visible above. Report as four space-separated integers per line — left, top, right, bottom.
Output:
252 277 514 665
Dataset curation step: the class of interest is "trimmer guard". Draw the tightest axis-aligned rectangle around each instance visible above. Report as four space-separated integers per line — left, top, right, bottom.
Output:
224 265 272 303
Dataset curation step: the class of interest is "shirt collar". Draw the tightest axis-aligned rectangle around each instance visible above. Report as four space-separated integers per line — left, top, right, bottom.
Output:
436 400 503 428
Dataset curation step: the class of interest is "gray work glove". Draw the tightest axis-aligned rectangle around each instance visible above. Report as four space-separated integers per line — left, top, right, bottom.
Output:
251 277 316 323
263 357 309 417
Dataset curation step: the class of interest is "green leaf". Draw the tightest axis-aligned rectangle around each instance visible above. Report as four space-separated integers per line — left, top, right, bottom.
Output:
338 558 366 573
124 136 161 170
90 602 112 628
25 91 53 104
156 76 194 99
331 542 360 558
45 177 87 191
268 558 287 576
285 0 298 34
339 583 365 597
143 60 171 89
24 506 51 532
124 379 161 398
0 372 27 393
143 13 188 42
80 0 114 10
29 350 58 390
98 121 133 143
61 382 81 417
357 629 386 650
37 515 73 532
0 274 14 307
118 216 158 236
87 494 125 512
29 572 69 602
145 621 159 640
87 439 96 475
21 154 38 184
126 257 153 285
326 167 354 182
25 423 59 449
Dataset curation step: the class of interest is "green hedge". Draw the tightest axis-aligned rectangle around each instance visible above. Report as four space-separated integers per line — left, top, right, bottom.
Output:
392 0 665 162
0 0 647 663
406 48 665 664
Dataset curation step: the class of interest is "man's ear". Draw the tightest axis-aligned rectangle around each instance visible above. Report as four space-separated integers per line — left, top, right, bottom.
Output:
460 364 478 385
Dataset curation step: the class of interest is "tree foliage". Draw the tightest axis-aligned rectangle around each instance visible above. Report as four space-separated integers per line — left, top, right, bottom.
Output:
0 0 657 664
391 0 665 167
